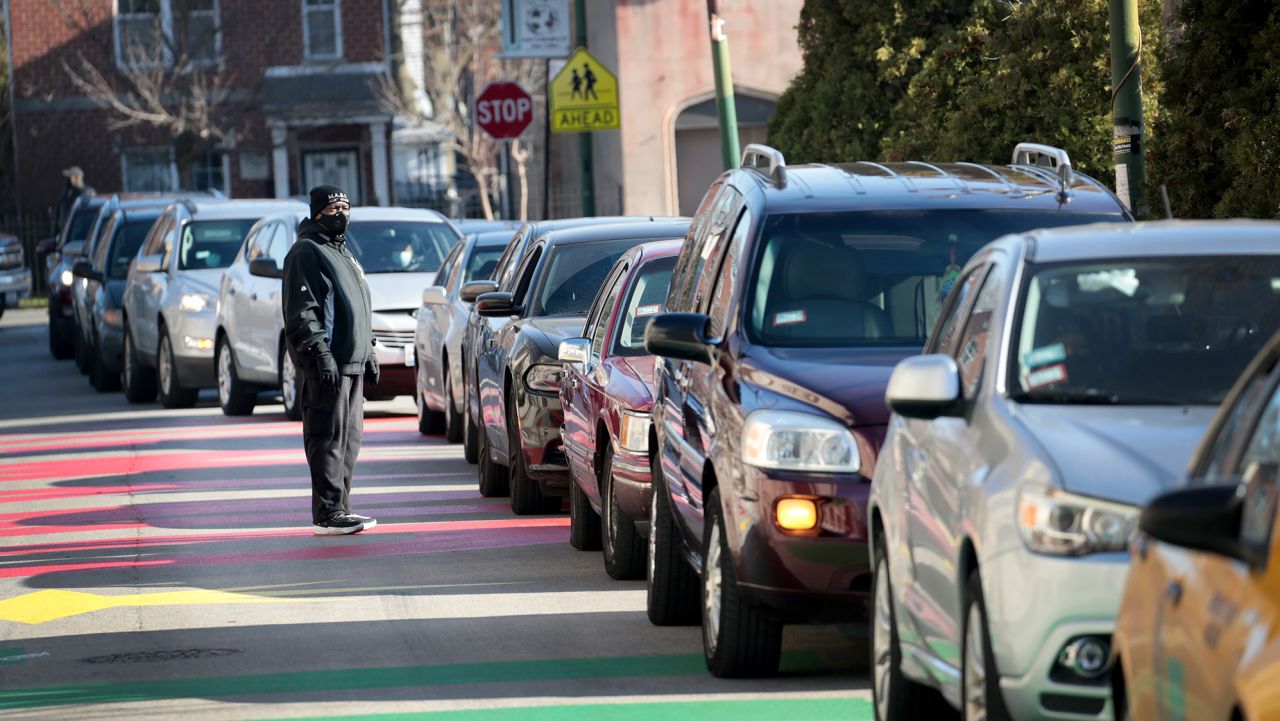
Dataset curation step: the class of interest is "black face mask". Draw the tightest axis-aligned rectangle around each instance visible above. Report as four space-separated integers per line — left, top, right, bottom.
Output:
317 211 349 236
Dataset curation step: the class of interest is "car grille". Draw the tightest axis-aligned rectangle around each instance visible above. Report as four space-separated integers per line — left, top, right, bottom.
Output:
373 330 415 347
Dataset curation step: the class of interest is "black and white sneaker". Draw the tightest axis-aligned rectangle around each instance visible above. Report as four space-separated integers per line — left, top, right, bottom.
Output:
345 512 378 530
312 513 367 535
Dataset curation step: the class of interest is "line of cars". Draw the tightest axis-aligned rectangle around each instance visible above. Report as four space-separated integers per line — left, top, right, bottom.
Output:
45 191 464 414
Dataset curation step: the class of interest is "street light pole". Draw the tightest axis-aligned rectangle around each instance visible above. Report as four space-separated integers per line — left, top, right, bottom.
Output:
706 0 740 170
1110 0 1147 216
574 0 596 216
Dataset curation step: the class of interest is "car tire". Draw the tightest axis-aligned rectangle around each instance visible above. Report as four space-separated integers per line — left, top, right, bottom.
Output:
74 324 91 374
568 474 601 551
508 390 560 515
89 330 121 393
701 486 783 678
122 326 157 403
646 456 700 626
443 368 463 444
462 369 480 464
49 315 73 359
477 421 509 498
417 393 445 435
602 452 646 580
279 343 302 421
157 331 198 408
963 570 1012 721
214 338 254 415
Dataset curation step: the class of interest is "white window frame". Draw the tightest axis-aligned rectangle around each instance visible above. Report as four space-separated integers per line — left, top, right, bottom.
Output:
113 0 222 70
302 0 344 61
122 146 179 193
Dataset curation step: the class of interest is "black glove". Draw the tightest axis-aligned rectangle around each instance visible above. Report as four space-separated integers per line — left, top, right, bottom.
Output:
366 354 380 386
317 351 340 391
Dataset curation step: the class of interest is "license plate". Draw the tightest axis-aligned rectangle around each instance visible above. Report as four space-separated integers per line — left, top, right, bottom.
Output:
404 344 416 367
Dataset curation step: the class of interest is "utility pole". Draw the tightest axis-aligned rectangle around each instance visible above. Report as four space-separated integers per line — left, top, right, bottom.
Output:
1110 0 1147 216
573 0 595 216
706 0 740 170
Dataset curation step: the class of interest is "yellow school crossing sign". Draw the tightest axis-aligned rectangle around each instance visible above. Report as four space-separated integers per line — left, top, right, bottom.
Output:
550 47 620 133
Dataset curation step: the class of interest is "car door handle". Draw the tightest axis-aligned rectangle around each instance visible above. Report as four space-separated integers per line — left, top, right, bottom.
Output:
228 287 236 296
251 293 258 301
1165 580 1183 606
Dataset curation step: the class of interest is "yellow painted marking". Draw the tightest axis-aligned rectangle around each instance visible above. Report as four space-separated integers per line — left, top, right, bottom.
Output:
0 589 281 624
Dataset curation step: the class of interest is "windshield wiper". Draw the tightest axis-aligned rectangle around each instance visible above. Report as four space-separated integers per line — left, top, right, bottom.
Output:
1011 388 1187 406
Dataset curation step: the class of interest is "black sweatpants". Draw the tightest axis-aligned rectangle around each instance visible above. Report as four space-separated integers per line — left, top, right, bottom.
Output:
301 373 364 524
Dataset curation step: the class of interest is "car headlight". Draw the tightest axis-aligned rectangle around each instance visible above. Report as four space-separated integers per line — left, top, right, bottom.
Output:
618 410 650 454
179 293 211 313
1017 486 1138 556
741 410 861 473
60 269 73 287
102 309 123 328
524 363 562 394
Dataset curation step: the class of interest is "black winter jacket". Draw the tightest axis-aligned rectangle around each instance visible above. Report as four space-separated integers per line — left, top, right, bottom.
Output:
282 219 375 376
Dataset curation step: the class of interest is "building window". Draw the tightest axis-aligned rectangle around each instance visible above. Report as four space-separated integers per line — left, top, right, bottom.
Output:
191 151 227 194
303 0 342 60
123 147 176 192
114 0 221 68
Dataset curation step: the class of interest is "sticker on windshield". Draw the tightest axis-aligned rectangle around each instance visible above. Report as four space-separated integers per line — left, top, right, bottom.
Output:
1026 363 1068 389
635 304 661 317
772 310 807 326
1022 343 1066 369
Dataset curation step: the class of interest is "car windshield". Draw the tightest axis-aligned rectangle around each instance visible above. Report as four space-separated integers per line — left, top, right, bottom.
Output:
613 256 677 357
345 220 458 274
63 208 99 248
747 210 1124 348
108 219 158 279
1011 257 1280 406
178 219 257 270
531 238 649 317
465 247 505 282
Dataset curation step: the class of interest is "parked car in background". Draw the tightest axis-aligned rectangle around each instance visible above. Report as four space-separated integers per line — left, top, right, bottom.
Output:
214 207 460 416
0 232 31 319
414 229 512 439
1114 330 1280 721
870 221 1280 720
453 219 520 236
71 205 165 392
642 142 1131 679
47 195 106 358
121 198 303 406
559 238 682 579
473 220 690 515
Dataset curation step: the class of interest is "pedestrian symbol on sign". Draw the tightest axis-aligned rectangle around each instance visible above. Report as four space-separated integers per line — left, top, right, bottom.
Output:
549 47 619 134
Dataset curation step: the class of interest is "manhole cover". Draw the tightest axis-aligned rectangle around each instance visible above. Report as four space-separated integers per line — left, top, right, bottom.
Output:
81 648 242 664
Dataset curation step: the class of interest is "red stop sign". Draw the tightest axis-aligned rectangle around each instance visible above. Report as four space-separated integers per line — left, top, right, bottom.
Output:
476 82 534 140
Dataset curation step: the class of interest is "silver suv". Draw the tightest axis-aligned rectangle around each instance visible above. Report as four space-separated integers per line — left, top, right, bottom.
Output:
121 198 306 406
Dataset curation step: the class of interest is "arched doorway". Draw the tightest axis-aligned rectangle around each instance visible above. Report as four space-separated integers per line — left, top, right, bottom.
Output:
673 92 777 216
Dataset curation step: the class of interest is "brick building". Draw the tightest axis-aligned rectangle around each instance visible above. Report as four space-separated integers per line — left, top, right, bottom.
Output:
3 0 441 215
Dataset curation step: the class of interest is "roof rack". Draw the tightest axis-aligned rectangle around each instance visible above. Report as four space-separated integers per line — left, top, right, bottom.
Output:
1011 143 1074 202
741 144 786 188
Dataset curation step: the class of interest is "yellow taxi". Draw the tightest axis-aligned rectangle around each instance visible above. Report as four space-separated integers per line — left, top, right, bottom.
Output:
1114 332 1280 721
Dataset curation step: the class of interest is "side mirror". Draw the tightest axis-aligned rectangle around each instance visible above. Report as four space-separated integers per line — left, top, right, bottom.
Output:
558 337 590 364
460 280 498 303
885 354 963 420
422 285 447 306
248 258 283 279
71 259 102 282
643 312 714 364
475 291 520 318
134 253 164 274
1139 484 1245 560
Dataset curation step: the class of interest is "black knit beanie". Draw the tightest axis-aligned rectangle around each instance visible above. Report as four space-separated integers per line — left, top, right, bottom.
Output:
309 185 349 217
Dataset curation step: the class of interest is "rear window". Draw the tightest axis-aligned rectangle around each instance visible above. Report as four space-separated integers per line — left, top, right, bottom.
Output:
746 209 1124 348
530 238 648 317
178 219 257 270
108 219 158 279
613 256 677 357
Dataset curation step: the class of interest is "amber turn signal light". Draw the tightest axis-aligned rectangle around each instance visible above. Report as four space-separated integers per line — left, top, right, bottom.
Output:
775 497 818 531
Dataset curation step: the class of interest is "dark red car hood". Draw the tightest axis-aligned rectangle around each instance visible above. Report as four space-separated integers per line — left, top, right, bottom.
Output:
738 345 915 427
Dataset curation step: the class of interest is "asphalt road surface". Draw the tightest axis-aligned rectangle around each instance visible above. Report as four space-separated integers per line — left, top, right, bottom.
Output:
0 309 873 721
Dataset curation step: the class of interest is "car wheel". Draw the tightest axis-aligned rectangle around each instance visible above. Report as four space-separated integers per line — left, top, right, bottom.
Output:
279 343 302 421
74 323 91 374
444 367 463 443
49 315 73 359
122 326 157 403
214 338 254 415
417 388 446 435
646 456 700 626
963 571 1011 721
602 452 645 580
477 420 509 497
701 486 782 677
568 474 601 551
156 331 198 408
89 329 121 392
462 369 480 464
872 532 952 719
508 389 560 515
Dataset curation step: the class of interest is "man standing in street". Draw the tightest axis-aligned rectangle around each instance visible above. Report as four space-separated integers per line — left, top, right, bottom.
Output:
283 185 380 535
56 166 93 230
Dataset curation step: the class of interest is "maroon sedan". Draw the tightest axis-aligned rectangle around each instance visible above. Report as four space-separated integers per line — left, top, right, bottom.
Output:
558 239 681 579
